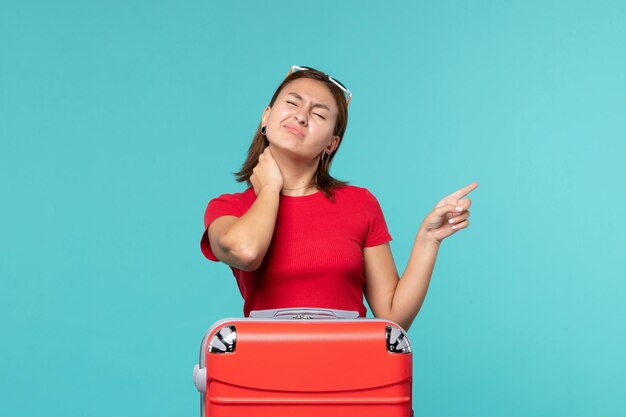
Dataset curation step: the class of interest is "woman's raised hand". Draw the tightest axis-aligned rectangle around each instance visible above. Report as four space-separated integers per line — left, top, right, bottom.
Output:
250 146 284 196
419 182 479 243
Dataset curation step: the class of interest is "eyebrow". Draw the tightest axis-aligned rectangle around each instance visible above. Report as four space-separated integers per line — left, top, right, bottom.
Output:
287 92 331 111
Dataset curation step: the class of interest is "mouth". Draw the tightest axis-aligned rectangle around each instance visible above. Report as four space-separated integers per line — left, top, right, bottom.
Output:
283 124 305 138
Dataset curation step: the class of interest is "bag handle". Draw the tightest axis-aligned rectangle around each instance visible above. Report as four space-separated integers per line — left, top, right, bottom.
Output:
249 307 360 319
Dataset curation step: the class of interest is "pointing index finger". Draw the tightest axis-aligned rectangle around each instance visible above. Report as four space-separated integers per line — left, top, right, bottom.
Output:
449 182 479 200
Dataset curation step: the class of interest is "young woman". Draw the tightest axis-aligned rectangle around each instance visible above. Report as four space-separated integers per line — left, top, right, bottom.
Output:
200 66 477 331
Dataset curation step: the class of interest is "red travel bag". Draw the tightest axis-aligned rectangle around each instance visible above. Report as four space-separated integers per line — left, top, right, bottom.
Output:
193 308 413 417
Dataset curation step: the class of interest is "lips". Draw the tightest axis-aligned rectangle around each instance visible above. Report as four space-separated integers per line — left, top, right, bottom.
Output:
283 124 305 138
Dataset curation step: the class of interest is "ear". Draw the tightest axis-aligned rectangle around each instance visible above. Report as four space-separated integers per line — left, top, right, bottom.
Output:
328 135 341 154
261 106 271 127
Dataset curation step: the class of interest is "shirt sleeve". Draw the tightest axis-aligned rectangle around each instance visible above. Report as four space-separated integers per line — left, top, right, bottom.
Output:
200 193 243 261
363 190 392 247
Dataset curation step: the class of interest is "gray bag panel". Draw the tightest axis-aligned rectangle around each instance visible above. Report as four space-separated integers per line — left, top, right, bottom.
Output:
249 307 360 319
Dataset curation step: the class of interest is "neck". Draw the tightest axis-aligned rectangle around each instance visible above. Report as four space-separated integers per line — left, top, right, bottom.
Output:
270 146 320 197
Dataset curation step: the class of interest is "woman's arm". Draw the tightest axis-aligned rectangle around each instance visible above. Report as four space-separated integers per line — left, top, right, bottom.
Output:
364 182 478 331
363 236 440 331
207 147 283 271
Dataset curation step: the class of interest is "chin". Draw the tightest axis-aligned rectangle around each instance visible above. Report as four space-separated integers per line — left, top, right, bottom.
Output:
270 142 316 163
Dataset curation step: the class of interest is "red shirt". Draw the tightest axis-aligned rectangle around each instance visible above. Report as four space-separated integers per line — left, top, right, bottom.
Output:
200 185 392 317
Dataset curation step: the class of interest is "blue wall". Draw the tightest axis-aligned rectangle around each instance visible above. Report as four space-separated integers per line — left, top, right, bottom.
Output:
1 1 624 415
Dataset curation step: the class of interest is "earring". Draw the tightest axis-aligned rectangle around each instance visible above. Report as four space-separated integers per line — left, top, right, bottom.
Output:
261 126 267 135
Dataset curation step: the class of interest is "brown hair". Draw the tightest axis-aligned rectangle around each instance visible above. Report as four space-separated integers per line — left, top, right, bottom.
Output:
234 67 349 200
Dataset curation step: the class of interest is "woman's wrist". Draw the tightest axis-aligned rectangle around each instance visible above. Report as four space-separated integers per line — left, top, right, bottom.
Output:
259 184 282 195
416 227 442 249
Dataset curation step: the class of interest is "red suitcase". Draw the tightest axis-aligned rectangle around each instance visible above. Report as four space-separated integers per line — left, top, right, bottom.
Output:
193 308 413 417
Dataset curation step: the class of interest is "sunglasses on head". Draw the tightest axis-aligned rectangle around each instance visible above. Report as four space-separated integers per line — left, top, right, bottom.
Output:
287 65 352 106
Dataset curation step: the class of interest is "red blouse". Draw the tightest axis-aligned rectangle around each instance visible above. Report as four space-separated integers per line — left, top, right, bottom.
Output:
200 185 392 317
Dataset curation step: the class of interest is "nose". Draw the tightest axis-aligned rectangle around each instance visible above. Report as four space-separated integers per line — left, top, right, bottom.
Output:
294 110 308 125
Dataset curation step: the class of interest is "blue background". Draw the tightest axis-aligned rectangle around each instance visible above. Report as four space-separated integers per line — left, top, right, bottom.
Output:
1 1 625 415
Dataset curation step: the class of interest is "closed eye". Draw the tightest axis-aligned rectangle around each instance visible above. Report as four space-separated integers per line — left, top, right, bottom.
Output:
286 100 297 106
314 113 326 120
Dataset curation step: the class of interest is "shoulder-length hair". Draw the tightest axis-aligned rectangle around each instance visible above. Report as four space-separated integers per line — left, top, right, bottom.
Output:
234 67 349 200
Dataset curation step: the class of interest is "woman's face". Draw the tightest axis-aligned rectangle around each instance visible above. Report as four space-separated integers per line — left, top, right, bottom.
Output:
261 78 340 162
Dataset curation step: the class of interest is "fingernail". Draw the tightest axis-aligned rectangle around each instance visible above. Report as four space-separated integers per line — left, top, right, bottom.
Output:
451 225 457 230
456 206 463 212
449 218 455 224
